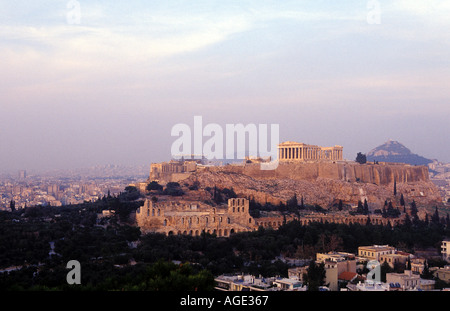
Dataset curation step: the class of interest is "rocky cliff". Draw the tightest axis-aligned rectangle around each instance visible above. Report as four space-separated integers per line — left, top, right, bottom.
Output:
183 162 441 209
215 161 429 185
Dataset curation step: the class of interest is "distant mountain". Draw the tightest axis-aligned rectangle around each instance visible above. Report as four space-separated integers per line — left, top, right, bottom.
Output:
366 140 433 166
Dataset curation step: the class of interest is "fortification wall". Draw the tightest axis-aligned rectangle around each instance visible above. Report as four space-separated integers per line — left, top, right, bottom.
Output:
216 162 429 186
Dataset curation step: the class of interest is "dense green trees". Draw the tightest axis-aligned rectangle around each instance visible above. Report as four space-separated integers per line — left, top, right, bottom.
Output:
1 198 450 290
355 152 367 164
304 260 326 291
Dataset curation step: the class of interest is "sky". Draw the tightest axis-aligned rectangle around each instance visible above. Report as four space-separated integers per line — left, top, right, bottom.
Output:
1 0 449 172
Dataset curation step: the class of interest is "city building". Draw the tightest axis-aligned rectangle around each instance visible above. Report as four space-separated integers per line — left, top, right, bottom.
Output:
214 274 307 291
273 278 306 291
316 252 357 291
411 258 426 274
434 265 450 283
419 279 436 291
379 251 411 270
442 239 450 262
348 280 390 291
386 270 421 291
358 245 396 261
288 266 308 282
214 274 276 291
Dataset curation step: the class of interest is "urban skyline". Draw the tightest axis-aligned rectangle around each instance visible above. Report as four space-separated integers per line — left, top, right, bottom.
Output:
1 1 450 172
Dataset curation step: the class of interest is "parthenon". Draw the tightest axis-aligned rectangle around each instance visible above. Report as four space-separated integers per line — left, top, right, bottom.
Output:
278 141 343 162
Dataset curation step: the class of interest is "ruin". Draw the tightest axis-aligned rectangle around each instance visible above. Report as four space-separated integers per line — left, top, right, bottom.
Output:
278 141 343 162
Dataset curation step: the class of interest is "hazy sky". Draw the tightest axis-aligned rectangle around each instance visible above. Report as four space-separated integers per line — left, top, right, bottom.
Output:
1 1 449 172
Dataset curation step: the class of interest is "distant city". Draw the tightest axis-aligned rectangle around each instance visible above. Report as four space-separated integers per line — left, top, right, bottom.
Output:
0 165 148 211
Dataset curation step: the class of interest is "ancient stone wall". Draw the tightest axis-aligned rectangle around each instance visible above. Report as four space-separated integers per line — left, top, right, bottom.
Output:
136 198 256 237
216 161 429 186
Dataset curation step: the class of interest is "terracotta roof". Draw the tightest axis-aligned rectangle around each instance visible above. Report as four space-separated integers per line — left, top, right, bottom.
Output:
396 251 411 256
338 271 358 281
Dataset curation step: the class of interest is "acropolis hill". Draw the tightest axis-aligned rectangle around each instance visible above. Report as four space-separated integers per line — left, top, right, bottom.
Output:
147 141 441 211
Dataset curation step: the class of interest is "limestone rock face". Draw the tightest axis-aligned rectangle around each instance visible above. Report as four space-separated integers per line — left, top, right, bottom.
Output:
183 162 441 209
214 162 429 185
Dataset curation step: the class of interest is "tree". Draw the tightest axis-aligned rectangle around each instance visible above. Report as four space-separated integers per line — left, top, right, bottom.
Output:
380 261 393 282
287 194 298 208
338 199 343 211
355 152 367 164
431 206 440 225
393 180 397 196
364 199 369 215
410 200 418 216
9 200 15 212
406 257 412 271
146 181 163 192
305 260 326 291
164 182 184 196
421 260 433 280
400 194 405 206
356 200 368 215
